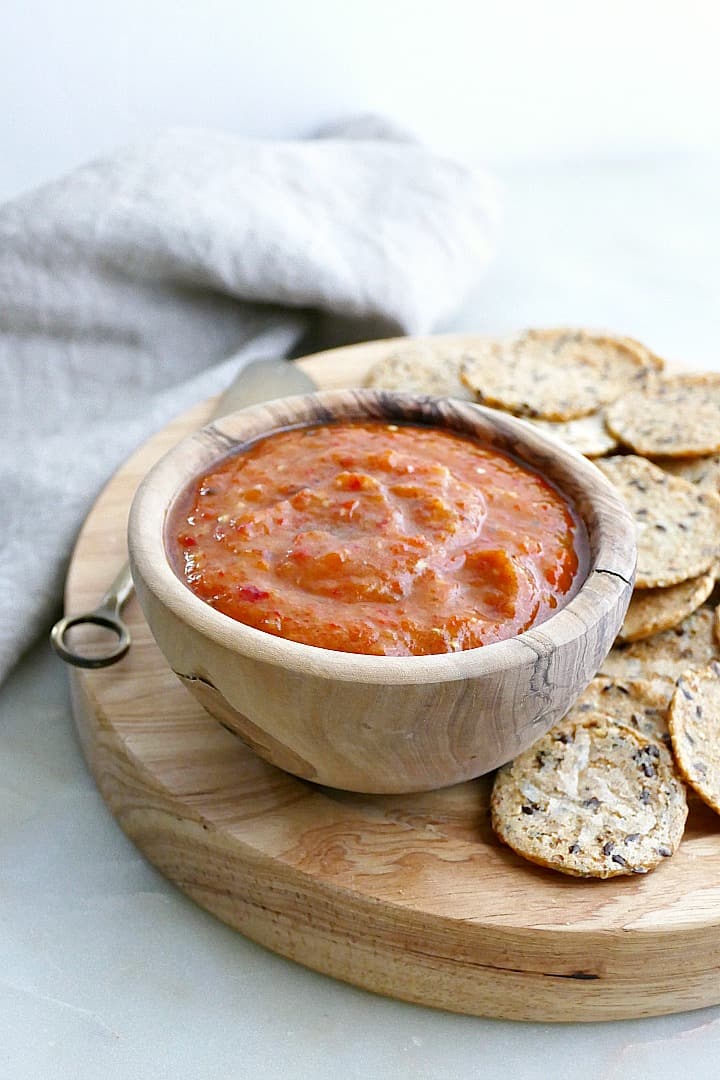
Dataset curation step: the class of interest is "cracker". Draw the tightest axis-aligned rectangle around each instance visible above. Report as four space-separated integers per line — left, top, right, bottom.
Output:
365 343 474 400
596 455 720 588
605 374 720 458
655 454 720 494
526 412 617 458
614 335 665 371
600 608 720 682
491 713 687 877
567 676 674 745
668 662 720 814
460 328 660 421
618 567 718 643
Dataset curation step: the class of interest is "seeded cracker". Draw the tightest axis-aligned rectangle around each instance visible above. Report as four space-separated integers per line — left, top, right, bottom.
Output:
491 714 687 877
605 374 720 458
460 328 660 421
526 412 618 458
668 662 720 814
596 455 720 588
365 343 474 400
566 676 674 745
613 334 665 370
600 608 720 682
655 454 720 494
618 567 718 643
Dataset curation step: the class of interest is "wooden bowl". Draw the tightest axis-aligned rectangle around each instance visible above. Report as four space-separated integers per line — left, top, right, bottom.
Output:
127 390 636 794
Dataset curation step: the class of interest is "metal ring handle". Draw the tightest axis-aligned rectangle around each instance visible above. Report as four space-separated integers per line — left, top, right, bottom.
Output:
50 610 131 669
51 562 134 669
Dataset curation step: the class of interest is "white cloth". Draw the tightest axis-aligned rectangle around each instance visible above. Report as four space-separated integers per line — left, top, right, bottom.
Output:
0 116 498 683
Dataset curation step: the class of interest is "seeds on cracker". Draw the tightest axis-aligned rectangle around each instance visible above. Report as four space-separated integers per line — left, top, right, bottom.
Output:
618 567 718 643
596 455 720 588
365 343 474 400
654 453 720 494
668 662 720 814
460 328 660 421
491 713 687 878
526 412 618 458
605 374 720 458
600 608 720 682
567 676 674 745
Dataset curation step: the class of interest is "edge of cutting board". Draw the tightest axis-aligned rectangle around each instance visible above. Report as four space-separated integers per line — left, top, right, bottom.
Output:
65 334 720 1022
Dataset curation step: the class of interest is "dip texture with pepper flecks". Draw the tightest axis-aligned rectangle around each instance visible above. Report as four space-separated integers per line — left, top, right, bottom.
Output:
170 421 585 656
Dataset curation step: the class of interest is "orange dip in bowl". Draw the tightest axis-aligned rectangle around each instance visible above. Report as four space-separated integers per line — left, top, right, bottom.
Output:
169 421 586 656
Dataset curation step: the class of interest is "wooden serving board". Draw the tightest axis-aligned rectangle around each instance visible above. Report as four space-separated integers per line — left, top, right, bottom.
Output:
66 337 720 1023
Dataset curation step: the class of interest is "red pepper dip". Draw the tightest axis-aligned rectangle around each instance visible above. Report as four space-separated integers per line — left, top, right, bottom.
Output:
170 421 586 656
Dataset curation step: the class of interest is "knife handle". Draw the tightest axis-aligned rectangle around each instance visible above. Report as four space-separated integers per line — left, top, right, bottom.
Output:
51 357 316 668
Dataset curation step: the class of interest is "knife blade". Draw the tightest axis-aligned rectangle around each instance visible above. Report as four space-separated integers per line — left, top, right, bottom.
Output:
50 357 318 668
213 356 318 418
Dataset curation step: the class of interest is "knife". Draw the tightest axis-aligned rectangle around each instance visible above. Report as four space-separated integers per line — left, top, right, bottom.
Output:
50 357 318 669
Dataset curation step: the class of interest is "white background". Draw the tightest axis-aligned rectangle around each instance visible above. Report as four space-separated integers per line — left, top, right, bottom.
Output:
2 0 719 201
4 5 720 1078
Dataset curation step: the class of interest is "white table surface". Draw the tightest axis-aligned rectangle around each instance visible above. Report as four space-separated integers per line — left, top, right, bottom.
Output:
2 152 720 1080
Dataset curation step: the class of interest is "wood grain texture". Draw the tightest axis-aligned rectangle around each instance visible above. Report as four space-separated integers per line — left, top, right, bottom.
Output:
65 335 720 1021
127 386 634 793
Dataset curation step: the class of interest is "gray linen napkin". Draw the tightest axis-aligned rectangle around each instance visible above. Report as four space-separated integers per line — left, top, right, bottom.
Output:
0 117 498 683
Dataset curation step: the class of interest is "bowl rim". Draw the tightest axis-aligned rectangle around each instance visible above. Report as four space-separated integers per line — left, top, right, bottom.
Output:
128 388 636 685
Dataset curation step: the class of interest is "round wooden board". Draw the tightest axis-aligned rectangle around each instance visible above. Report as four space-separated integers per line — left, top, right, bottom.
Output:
66 336 720 1023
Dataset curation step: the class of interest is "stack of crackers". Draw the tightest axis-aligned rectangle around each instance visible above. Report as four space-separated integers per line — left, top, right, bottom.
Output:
365 328 720 878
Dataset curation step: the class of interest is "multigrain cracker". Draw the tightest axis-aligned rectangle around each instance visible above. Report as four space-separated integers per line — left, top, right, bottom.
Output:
618 567 718 643
605 374 720 457
654 454 720 494
364 344 474 400
614 335 665 371
668 662 720 814
491 714 687 878
504 326 663 375
526 412 618 458
460 328 660 421
600 608 720 682
596 456 720 588
567 676 674 745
